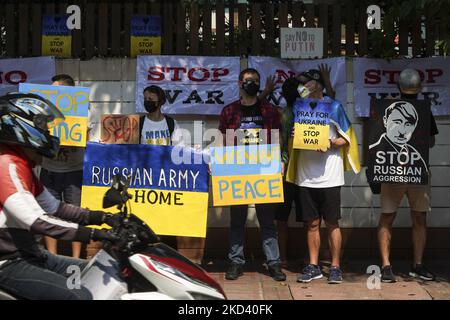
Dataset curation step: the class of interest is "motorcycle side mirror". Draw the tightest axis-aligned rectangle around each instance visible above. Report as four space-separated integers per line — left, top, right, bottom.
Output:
102 174 132 209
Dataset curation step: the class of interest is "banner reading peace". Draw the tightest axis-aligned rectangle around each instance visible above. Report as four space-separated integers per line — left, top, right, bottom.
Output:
135 55 240 115
81 142 209 237
293 99 331 151
19 83 90 147
210 144 284 206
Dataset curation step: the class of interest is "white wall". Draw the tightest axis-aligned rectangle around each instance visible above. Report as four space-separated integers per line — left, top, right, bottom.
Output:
56 58 450 228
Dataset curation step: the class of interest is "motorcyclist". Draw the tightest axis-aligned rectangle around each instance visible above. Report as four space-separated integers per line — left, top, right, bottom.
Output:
0 93 119 300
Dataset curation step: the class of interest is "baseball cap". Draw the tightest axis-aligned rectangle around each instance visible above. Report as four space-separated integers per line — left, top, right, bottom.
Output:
298 69 325 88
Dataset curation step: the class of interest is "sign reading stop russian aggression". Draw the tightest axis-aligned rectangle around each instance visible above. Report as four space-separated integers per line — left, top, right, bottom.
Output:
130 15 161 58
42 15 71 58
135 55 240 114
280 28 323 59
81 143 209 237
19 83 90 147
366 99 430 185
210 144 284 206
293 99 331 151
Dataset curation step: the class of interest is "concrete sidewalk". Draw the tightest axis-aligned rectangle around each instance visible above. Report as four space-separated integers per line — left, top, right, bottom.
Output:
203 259 450 300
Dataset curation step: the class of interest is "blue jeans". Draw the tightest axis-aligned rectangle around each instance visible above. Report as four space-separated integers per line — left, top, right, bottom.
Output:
0 250 92 300
228 204 281 267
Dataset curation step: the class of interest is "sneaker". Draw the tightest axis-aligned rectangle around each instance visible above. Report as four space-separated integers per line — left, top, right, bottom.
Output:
268 264 286 281
381 265 397 283
409 264 436 281
297 264 323 283
225 263 243 280
328 266 343 284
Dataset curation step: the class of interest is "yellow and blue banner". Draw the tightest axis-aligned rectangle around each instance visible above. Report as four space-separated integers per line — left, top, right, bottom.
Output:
210 144 284 206
42 15 71 58
131 15 161 58
19 83 90 147
293 99 331 151
81 143 209 237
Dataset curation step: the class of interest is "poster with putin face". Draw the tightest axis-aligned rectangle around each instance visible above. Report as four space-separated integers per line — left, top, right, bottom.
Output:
366 99 430 185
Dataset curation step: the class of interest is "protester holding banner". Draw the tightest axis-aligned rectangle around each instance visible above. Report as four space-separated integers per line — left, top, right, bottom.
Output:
0 93 120 300
260 65 336 265
218 68 286 281
376 69 439 283
39 74 86 258
286 68 361 284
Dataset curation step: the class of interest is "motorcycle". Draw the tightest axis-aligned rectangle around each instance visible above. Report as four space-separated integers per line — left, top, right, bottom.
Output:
0 174 226 300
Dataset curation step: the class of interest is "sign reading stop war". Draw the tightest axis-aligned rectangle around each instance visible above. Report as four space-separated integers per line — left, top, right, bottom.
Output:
19 83 90 147
366 99 430 185
210 144 284 206
101 114 140 144
130 15 161 58
81 142 209 237
41 15 72 58
293 99 331 151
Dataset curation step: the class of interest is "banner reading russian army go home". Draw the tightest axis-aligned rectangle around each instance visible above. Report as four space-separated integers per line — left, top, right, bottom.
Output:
293 99 331 151
248 56 346 108
135 55 240 114
353 57 450 116
81 142 209 237
19 83 90 147
210 144 284 206
0 57 55 95
130 15 161 58
42 15 72 58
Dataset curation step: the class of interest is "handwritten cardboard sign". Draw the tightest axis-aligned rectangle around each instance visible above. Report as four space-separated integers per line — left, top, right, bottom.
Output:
101 114 140 144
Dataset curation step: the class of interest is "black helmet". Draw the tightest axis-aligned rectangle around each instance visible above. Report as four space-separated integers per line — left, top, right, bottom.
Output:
0 93 65 158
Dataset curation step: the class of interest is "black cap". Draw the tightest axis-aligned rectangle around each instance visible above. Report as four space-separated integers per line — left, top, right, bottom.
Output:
298 69 325 88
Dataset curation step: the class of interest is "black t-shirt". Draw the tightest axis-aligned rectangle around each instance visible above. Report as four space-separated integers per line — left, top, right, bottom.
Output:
238 100 264 145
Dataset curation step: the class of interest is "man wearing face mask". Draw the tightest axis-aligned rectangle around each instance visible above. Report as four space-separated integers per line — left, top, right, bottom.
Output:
377 69 439 283
139 85 178 146
219 68 286 282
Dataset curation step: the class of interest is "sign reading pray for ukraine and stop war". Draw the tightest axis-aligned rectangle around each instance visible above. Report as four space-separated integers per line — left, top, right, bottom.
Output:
293 99 331 151
19 83 90 147
81 143 209 237
366 99 430 185
210 144 284 206
41 15 72 58
130 15 161 58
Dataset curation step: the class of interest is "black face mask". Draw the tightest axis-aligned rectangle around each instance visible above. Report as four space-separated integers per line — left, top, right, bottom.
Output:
144 100 159 113
241 80 260 97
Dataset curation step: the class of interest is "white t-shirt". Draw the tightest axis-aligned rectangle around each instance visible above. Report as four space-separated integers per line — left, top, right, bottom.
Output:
42 147 85 173
296 123 345 188
140 117 179 146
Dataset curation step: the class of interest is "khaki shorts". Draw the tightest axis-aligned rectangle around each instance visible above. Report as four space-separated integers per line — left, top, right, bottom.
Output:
380 183 431 213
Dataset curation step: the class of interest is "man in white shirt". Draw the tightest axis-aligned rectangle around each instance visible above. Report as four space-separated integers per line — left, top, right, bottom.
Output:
293 70 349 284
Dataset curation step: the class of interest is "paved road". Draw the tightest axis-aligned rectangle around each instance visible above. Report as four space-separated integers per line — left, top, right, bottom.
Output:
203 259 450 300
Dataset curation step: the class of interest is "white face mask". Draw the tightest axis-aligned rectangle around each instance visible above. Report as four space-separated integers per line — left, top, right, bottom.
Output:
297 84 310 98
